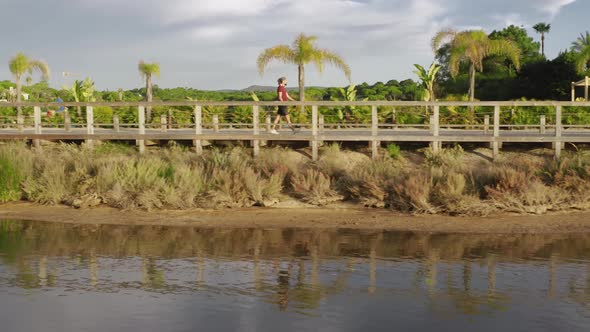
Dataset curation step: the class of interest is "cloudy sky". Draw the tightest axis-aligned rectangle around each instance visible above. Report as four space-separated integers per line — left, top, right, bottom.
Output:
0 0 587 90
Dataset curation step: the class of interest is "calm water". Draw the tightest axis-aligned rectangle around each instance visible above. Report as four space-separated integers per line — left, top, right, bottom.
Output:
1 220 590 331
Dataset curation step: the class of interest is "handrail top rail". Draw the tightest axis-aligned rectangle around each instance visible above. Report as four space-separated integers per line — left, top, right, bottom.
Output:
1 101 590 108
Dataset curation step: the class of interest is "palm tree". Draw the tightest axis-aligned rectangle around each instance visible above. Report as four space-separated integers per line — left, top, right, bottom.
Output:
8 52 50 117
257 33 351 106
571 31 590 73
138 61 160 122
533 23 551 57
432 30 521 113
413 63 441 102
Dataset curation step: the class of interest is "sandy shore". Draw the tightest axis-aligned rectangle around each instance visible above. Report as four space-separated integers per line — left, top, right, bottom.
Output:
1 201 590 234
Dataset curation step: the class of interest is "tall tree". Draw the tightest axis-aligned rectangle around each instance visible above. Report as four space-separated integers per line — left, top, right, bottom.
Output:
257 33 351 106
8 52 50 117
138 61 160 122
571 31 590 73
533 23 551 57
432 29 521 105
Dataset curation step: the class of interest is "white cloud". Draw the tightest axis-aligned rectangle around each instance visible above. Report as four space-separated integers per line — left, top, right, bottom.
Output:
491 13 525 27
535 0 576 17
190 26 238 40
162 0 279 23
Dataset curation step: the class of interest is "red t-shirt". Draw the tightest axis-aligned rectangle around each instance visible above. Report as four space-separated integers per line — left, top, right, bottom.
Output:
277 85 287 101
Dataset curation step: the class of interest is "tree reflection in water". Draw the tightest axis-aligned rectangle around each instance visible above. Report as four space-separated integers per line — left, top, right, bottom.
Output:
1 220 590 315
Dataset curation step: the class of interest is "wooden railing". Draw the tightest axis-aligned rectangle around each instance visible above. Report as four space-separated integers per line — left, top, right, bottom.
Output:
1 101 590 160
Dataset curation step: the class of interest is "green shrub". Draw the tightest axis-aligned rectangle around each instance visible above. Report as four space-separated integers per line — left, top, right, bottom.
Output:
386 144 402 160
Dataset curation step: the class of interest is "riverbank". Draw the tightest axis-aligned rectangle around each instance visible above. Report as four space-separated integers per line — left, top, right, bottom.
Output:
2 201 590 234
2 142 590 217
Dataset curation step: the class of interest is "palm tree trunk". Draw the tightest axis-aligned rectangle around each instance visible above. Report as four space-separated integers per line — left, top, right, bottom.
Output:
541 34 545 57
298 64 305 114
16 76 22 118
146 75 152 123
469 63 476 123
469 63 475 102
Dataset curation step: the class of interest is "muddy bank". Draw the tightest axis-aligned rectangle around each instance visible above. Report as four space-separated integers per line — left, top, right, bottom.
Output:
1 201 590 234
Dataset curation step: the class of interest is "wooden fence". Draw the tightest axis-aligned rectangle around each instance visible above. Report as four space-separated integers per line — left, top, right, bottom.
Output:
1 101 590 160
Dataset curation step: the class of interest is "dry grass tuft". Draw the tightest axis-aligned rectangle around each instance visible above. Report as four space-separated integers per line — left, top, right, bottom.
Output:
290 168 342 205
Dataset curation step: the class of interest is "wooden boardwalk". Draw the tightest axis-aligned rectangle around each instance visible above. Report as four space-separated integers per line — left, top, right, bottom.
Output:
1 101 590 160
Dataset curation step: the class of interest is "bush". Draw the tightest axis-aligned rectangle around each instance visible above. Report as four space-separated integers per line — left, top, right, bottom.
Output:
390 171 435 213
290 168 342 205
339 160 400 207
386 144 402 160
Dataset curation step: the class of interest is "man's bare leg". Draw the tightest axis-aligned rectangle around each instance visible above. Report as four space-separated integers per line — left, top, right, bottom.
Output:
272 115 281 131
285 115 297 132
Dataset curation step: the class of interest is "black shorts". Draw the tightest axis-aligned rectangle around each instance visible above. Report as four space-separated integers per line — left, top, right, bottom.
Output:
278 106 289 116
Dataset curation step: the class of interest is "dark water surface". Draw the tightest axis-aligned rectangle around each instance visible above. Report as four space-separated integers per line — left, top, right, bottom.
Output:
1 220 590 331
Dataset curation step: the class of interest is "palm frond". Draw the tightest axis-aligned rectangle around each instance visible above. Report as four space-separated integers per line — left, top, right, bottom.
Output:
572 31 590 52
9 52 29 76
138 61 161 78
432 29 457 51
311 51 325 74
28 60 50 81
575 45 590 73
487 39 521 71
256 45 294 75
533 23 551 34
320 49 351 82
448 48 464 77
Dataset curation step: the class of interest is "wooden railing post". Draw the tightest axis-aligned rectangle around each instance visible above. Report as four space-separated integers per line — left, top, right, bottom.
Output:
429 115 434 134
160 114 167 132
318 114 325 146
493 106 500 159
265 114 271 133
252 105 260 157
484 114 492 149
432 105 440 153
585 77 589 101
371 105 379 159
571 82 576 102
33 106 41 148
392 108 397 129
86 106 94 147
540 115 546 134
65 112 72 132
213 115 219 133
194 106 203 155
555 105 562 159
138 106 145 153
17 114 24 132
113 114 119 133
311 105 319 161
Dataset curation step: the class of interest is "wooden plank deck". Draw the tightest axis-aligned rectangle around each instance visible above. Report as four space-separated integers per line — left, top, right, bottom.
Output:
1 127 590 142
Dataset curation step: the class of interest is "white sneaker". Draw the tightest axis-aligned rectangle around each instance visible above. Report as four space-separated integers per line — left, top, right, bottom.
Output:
269 129 279 135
